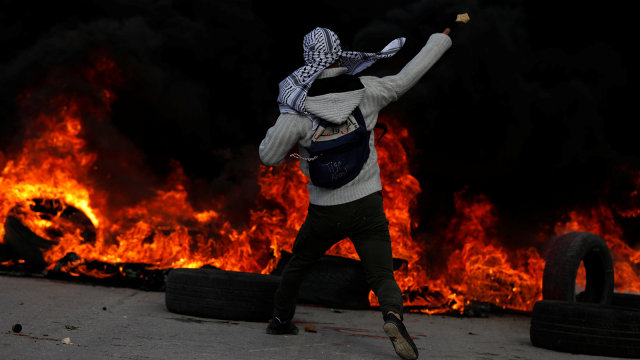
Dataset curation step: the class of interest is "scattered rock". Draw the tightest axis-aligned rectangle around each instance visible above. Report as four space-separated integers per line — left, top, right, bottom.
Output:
304 324 317 333
456 13 471 23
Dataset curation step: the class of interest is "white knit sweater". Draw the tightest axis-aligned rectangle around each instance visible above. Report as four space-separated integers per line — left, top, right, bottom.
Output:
259 33 452 206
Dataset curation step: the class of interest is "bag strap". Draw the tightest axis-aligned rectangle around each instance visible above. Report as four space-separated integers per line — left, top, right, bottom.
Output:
375 122 387 145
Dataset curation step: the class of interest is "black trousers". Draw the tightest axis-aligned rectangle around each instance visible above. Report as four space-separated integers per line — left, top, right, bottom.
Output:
273 191 403 320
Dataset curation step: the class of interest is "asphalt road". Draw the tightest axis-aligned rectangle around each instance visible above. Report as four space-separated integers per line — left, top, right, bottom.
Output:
0 275 623 360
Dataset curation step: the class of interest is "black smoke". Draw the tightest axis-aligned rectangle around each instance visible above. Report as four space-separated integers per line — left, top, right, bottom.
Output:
0 0 637 240
344 0 636 243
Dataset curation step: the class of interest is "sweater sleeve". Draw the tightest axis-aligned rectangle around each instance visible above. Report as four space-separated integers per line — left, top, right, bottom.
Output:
359 33 452 110
259 113 309 166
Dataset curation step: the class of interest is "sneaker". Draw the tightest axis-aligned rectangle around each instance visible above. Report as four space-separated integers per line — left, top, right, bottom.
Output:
383 312 419 360
266 316 299 335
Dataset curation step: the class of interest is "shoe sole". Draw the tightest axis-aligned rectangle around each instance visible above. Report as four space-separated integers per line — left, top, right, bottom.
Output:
383 322 418 360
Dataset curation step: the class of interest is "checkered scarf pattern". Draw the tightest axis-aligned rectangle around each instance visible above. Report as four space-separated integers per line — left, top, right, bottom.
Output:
277 27 405 115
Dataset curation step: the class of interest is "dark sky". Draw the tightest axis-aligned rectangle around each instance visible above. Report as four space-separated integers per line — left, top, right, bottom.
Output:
0 0 636 238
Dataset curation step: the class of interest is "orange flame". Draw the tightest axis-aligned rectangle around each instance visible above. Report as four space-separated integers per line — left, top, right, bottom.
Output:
553 205 640 295
416 190 545 313
3 53 640 315
0 54 275 275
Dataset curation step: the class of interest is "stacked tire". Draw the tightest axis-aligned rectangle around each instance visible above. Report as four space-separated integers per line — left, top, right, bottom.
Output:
530 231 640 358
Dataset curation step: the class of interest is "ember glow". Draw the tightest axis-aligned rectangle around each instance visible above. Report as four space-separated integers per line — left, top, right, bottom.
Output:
553 205 640 295
0 54 274 275
409 190 546 313
1 55 639 314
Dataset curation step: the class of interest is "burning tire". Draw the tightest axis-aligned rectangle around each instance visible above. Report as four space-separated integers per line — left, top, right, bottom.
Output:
165 268 280 322
542 231 614 304
3 199 97 270
0 243 13 263
3 215 57 270
530 300 640 358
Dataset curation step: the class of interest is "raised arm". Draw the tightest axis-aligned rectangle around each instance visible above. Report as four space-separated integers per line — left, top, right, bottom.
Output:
359 29 452 110
391 30 451 97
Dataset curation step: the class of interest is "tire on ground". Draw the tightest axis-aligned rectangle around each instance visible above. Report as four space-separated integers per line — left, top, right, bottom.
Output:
271 252 372 309
165 268 281 322
612 292 640 309
298 255 371 309
542 231 614 304
530 300 640 358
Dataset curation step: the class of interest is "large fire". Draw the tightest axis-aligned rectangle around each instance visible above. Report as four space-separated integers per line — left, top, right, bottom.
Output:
1 55 639 314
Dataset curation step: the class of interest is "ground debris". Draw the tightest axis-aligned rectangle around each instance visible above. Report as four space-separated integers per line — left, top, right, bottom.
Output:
304 324 317 333
7 331 58 342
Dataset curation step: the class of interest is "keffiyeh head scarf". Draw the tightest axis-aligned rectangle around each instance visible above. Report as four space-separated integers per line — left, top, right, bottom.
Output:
277 27 405 115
